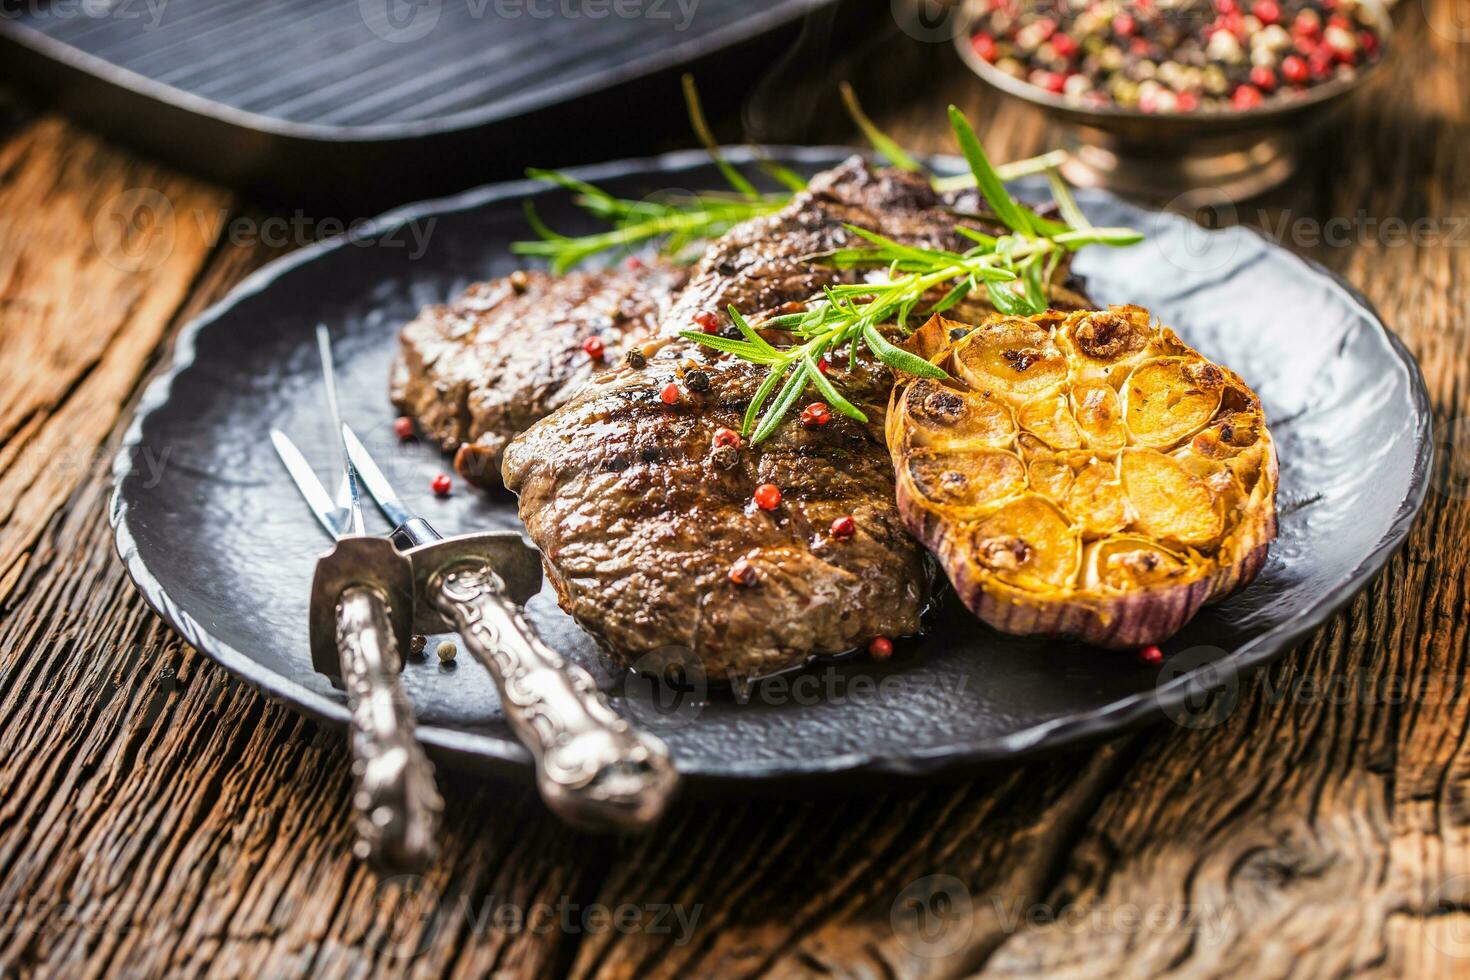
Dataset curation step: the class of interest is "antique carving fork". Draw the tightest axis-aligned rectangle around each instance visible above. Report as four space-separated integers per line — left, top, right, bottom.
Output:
340 423 680 832
267 328 442 870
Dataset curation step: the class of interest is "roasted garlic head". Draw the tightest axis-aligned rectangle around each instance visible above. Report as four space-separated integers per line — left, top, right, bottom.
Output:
888 306 1278 649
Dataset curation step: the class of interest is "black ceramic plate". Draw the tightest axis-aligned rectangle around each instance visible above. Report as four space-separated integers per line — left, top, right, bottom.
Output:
111 148 1432 790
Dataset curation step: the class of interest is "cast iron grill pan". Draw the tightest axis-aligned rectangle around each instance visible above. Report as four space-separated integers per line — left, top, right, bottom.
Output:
0 0 839 207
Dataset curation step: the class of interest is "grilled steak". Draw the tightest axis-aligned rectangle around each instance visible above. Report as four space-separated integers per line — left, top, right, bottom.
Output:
390 263 687 487
502 347 928 681
502 159 1029 679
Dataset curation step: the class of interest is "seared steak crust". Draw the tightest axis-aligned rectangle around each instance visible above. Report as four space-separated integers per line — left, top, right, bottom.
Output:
502 351 929 680
390 264 686 487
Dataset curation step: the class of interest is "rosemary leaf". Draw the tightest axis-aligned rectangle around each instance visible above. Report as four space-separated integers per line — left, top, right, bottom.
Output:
929 277 974 316
930 149 1069 193
1053 227 1146 247
728 306 782 357
896 295 918 335
743 364 791 437
956 225 998 249
679 331 781 363
1046 168 1091 231
862 324 949 379
843 224 970 267
754 153 810 194
948 105 1036 237
683 74 762 202
752 365 811 443
519 200 568 242
1022 257 1048 311
985 277 1033 317
801 350 869 423
840 82 925 174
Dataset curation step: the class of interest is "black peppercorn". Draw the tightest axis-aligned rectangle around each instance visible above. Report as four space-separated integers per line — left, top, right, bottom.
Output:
625 349 647 369
710 445 740 470
685 369 711 394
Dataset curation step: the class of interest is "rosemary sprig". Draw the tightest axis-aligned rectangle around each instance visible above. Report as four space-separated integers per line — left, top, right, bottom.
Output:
513 76 789 272
512 171 783 274
513 82 1078 272
679 106 1143 444
839 81 924 174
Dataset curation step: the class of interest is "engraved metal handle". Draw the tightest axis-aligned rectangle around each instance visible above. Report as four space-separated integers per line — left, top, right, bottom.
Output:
335 585 443 869
429 563 679 832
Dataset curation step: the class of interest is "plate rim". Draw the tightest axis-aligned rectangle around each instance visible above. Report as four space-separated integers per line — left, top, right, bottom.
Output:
110 146 1435 785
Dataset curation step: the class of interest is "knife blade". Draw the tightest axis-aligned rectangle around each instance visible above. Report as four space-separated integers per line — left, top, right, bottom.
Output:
270 429 344 539
341 423 440 550
317 325 364 538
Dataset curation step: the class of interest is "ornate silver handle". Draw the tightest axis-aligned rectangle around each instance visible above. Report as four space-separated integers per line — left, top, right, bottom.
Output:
335 585 443 869
429 563 679 832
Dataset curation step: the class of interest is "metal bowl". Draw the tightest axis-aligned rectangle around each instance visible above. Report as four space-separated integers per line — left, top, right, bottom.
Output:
953 2 1393 201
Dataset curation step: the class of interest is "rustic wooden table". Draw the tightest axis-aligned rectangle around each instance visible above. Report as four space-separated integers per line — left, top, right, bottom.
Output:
1 5 1466 977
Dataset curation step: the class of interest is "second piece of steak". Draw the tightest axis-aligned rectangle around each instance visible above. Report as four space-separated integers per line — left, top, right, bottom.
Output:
391 263 687 487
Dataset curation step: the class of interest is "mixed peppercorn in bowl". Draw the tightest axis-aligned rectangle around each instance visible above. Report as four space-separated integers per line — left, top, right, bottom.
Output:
964 0 1388 114
956 0 1392 197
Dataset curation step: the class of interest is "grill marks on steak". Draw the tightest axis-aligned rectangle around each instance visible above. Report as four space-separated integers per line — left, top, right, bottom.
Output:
502 160 980 678
502 350 929 680
390 263 686 487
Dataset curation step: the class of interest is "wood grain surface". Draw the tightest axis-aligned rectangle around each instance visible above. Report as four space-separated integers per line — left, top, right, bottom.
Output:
0 4 1466 977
